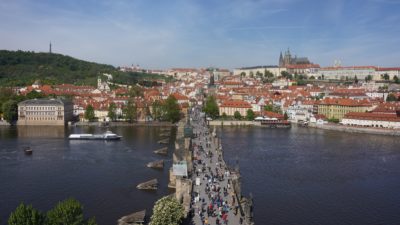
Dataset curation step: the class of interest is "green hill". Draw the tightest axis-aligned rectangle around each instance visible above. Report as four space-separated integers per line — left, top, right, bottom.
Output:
0 50 170 87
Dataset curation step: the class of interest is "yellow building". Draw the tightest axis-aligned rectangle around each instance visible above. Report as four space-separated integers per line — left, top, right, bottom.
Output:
219 100 252 116
317 98 372 120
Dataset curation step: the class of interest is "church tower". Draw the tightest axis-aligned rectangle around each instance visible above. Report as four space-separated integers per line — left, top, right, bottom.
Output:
279 52 284 67
284 48 292 66
49 42 52 54
97 76 102 89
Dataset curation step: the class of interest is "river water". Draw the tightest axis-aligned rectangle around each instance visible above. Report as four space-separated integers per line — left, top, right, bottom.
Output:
219 126 400 225
0 125 399 225
0 126 175 225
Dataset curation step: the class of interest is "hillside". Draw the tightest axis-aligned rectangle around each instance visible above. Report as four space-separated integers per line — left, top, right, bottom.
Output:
0 50 170 86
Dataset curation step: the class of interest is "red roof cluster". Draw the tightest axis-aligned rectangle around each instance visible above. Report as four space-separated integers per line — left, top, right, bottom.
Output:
318 98 371 107
344 112 400 122
220 100 252 108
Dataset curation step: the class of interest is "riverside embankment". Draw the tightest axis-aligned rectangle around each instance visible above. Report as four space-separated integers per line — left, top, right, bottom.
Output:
208 120 400 136
308 123 400 136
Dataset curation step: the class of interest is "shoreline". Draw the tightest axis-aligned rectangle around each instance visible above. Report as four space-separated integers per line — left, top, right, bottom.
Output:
208 120 400 136
0 121 175 127
307 123 400 136
72 121 175 127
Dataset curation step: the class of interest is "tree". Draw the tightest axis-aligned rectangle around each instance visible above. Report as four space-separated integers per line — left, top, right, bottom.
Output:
255 71 263 78
249 71 254 78
46 198 84 225
163 95 180 123
221 112 228 120
26 90 45 99
246 109 255 121
281 71 291 79
0 88 16 114
8 203 44 225
393 75 399 84
149 196 184 225
354 75 359 84
46 198 97 225
84 104 95 122
151 100 163 121
365 75 373 82
128 86 143 97
2 100 18 123
386 93 397 102
309 76 315 80
123 100 137 123
284 112 289 120
383 73 390 81
203 95 219 119
107 103 117 121
264 104 274 112
240 72 246 77
233 111 242 120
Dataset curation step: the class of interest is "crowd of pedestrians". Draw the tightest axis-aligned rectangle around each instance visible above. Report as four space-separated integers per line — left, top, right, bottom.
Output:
190 108 244 225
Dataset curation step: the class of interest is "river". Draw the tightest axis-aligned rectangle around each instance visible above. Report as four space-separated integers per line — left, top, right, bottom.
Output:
1 125 399 225
219 125 400 225
0 126 175 225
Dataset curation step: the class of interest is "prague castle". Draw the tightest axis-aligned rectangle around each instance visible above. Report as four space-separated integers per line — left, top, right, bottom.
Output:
279 49 311 67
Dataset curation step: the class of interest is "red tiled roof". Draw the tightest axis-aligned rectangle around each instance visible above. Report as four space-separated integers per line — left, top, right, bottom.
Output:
286 64 320 69
318 98 371 107
344 112 400 122
263 111 284 119
321 66 376 70
220 100 252 108
376 67 400 71
171 92 189 101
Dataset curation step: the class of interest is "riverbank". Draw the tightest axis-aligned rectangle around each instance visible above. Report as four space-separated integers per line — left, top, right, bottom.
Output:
208 120 255 126
308 123 400 136
71 121 175 127
209 119 400 136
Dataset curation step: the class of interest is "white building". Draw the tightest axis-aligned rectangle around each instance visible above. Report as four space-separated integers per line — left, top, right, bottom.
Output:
233 66 285 77
375 67 400 80
319 66 376 80
342 112 400 129
18 99 73 126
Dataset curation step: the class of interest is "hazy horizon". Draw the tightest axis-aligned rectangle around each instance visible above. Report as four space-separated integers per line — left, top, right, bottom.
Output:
1 0 400 69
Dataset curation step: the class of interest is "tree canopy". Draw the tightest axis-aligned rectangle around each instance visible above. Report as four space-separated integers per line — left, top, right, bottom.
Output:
2 100 18 123
246 109 255 121
163 95 181 123
123 100 137 122
0 50 171 87
84 105 95 122
107 103 117 121
386 93 398 102
203 95 219 119
8 198 97 225
46 198 85 225
8 203 44 225
151 100 164 121
149 196 184 225
234 111 242 120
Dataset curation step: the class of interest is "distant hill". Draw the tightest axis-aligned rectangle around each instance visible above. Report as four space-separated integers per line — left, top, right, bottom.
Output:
0 50 170 87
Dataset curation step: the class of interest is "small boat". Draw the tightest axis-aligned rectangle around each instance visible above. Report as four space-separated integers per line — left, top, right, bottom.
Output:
24 147 33 155
68 131 122 140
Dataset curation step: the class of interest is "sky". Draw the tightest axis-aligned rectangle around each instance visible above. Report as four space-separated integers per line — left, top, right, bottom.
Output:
0 0 400 69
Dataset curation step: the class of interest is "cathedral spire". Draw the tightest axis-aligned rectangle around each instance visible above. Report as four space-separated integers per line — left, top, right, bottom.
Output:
49 42 52 54
279 52 283 67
